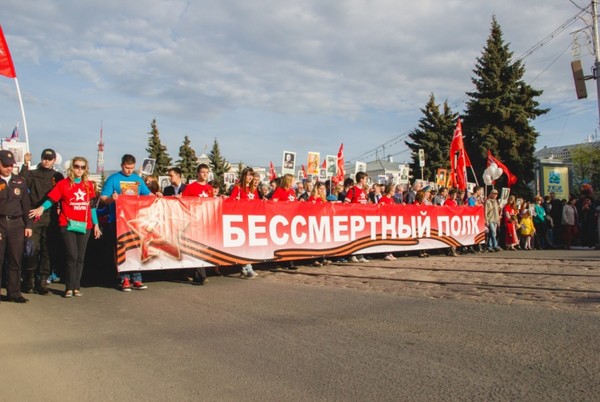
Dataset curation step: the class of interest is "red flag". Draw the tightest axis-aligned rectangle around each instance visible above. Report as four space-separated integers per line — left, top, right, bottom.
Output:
335 143 345 184
268 161 277 181
449 119 471 190
0 26 16 78
321 159 326 169
487 151 517 187
301 164 307 179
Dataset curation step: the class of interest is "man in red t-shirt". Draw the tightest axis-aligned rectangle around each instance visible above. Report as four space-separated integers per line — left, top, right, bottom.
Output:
182 163 213 198
344 171 368 205
181 163 212 284
344 171 369 263
443 188 458 207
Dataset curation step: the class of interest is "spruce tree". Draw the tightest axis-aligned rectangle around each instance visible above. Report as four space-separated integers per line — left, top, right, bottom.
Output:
177 135 198 182
145 118 172 176
463 17 548 197
405 94 458 181
208 138 231 193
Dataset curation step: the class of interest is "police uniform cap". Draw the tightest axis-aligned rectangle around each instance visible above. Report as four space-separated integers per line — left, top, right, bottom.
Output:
0 150 16 166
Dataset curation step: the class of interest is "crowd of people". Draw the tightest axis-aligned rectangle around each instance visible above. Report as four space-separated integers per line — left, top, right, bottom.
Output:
1 148 599 303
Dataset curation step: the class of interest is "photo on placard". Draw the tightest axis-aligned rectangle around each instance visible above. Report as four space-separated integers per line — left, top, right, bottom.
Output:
355 161 366 174
159 176 170 191
2 141 27 167
467 182 475 193
307 152 320 175
297 169 304 182
141 158 156 176
516 197 524 210
282 151 296 176
224 172 236 185
500 187 511 207
399 166 410 184
319 168 327 181
436 168 447 186
377 175 386 184
326 154 337 177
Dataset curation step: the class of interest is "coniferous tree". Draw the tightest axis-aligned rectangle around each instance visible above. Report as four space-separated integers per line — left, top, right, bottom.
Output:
237 161 245 179
208 138 231 193
177 135 198 182
463 17 548 197
145 118 172 176
405 94 458 182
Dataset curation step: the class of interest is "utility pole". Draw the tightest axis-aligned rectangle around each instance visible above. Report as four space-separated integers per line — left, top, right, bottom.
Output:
593 0 600 129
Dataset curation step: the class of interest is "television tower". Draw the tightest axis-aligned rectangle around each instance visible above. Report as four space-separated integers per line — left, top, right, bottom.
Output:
96 122 105 175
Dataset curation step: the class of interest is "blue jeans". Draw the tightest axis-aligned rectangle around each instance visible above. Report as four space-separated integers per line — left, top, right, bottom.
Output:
486 222 498 250
120 272 142 283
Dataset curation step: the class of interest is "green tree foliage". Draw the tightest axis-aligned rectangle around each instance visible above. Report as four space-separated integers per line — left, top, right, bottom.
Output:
405 93 458 181
236 161 245 179
177 135 198 183
208 138 231 193
463 17 548 197
145 118 172 176
571 143 600 195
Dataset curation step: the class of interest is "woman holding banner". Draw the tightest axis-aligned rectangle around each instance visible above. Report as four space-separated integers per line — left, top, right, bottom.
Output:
29 157 102 297
271 174 297 202
230 167 259 201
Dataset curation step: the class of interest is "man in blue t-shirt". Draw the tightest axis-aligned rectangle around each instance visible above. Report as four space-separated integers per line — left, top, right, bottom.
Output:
100 154 152 292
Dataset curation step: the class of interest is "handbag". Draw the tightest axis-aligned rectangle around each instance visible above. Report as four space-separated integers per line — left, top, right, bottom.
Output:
67 218 87 234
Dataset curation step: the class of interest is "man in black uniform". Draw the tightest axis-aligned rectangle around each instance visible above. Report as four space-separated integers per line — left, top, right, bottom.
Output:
19 148 63 294
0 150 32 303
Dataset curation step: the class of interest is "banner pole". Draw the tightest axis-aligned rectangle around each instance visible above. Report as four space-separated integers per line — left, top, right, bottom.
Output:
14 77 29 153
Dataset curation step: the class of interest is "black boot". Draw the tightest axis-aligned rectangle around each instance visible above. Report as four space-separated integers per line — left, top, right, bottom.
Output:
37 276 50 295
22 272 35 293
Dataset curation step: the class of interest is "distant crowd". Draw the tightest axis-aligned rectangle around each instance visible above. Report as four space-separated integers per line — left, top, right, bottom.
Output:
1 149 598 304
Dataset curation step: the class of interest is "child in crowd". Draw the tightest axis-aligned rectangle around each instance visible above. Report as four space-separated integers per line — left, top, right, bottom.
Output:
520 210 536 250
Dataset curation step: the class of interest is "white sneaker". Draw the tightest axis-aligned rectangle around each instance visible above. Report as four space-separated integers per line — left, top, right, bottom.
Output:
358 257 369 263
350 256 359 263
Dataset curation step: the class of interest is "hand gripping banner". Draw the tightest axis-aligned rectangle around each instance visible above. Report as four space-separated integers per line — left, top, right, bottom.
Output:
115 196 485 272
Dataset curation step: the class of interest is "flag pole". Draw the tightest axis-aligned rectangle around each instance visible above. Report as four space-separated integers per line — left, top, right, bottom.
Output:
14 77 29 153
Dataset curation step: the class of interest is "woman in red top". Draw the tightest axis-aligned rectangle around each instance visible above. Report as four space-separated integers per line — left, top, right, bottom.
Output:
503 195 519 250
307 182 326 203
377 184 396 205
270 174 296 202
30 157 102 297
230 167 259 201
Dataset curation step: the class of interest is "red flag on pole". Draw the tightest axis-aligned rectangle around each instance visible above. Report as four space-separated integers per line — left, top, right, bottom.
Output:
487 151 517 187
335 143 345 184
268 161 277 181
449 119 471 190
301 164 307 179
0 26 16 78
321 159 326 169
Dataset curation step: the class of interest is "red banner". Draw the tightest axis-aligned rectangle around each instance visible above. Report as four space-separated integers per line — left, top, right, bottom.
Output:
116 196 486 272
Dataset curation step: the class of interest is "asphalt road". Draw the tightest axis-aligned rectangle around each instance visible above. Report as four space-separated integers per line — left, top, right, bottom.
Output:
2 257 599 402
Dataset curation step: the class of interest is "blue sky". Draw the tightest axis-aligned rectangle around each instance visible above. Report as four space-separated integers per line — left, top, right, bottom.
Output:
0 0 598 171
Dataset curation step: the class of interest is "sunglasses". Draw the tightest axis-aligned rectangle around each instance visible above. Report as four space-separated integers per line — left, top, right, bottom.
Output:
73 164 86 170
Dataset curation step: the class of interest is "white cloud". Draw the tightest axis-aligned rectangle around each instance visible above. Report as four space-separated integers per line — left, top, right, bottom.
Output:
0 0 597 169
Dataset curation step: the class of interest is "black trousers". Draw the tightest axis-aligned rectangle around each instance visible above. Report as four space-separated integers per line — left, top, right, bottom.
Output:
0 218 25 298
23 212 52 279
60 227 91 291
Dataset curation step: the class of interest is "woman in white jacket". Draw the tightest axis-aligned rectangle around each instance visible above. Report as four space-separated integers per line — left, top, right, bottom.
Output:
562 198 578 249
